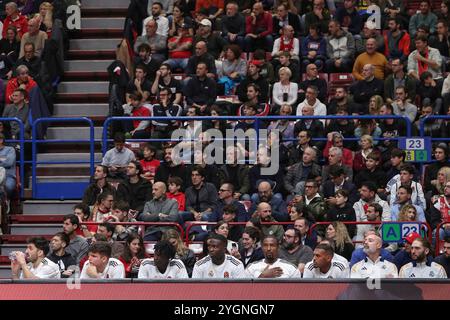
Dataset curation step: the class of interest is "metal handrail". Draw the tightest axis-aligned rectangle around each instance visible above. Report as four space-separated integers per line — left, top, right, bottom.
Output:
419 115 450 138
434 221 450 256
31 117 95 198
0 118 25 197
102 115 412 154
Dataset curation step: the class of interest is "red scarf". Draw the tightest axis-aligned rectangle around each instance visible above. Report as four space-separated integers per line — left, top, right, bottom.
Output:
417 47 429 76
280 36 294 52
439 196 450 222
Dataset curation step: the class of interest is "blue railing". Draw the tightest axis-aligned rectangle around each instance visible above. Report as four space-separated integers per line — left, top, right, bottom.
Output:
0 118 25 197
419 115 450 142
102 115 413 154
31 117 95 198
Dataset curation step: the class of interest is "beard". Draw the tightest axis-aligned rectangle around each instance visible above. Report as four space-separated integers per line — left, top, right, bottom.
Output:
282 242 294 250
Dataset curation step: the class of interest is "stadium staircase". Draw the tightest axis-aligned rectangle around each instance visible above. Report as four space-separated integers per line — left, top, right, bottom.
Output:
0 0 128 278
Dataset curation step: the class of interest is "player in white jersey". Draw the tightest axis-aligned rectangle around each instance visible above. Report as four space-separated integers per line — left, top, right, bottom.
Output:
192 233 246 279
138 240 189 279
11 237 60 279
399 238 447 278
80 242 125 279
303 243 349 278
351 234 398 278
246 235 302 278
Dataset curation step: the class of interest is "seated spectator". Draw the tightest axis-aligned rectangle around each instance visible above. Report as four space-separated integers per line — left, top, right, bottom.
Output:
350 234 398 278
335 0 362 35
213 220 241 254
195 0 224 22
326 189 357 237
37 2 53 36
2 88 31 138
389 164 426 210
284 147 321 197
354 182 391 225
186 149 221 189
126 65 152 103
236 60 269 104
397 203 421 222
118 233 146 278
303 243 349 278
418 71 443 115
379 103 408 154
150 87 182 141
90 191 114 223
296 85 326 123
325 222 354 261
218 146 250 200
14 42 41 80
353 119 382 146
154 145 190 190
273 4 301 37
135 19 167 63
353 39 388 81
192 233 246 278
272 67 298 113
429 167 450 207
430 20 450 71
209 183 247 223
434 236 450 278
184 62 217 111
353 134 381 174
354 151 387 191
325 20 355 73
327 88 361 116
162 229 196 277
221 2 245 48
0 26 20 78
236 226 264 268
164 23 193 72
288 130 313 166
0 132 16 198
217 44 247 95
272 25 300 62
80 242 125 279
267 104 295 148
249 181 288 222
166 176 185 211
298 179 327 225
138 181 179 241
194 19 226 60
139 144 160 183
133 43 161 83
245 235 302 278
169 4 194 37
142 2 169 37
321 148 353 184
11 237 60 279
424 144 449 195
47 232 77 278
384 17 411 61
367 95 384 116
298 63 327 103
399 238 447 278
19 17 47 58
123 92 152 139
62 214 89 265
274 52 300 83
323 132 353 168
82 165 120 206
408 35 443 81
151 63 183 105
279 228 313 273
323 166 359 207
251 202 285 242
2 2 28 38
138 240 189 279
185 40 217 77
384 58 417 104
294 217 317 249
301 25 327 73
5 65 36 105
244 2 273 52
349 64 384 111
355 22 385 56
408 0 437 39
304 0 331 35
122 161 153 212
101 133 136 180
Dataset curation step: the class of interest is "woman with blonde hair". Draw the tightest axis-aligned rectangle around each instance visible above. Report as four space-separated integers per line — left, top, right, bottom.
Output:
326 221 354 260
37 2 53 35
398 204 418 222
431 166 450 205
368 95 384 115
353 134 381 173
272 66 298 112
162 229 196 277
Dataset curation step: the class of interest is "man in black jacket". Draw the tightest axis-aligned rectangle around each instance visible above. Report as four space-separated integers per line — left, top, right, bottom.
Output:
273 4 301 37
154 145 190 190
47 232 77 278
236 60 269 104
185 41 217 76
122 161 152 213
184 62 217 111
349 64 383 110
221 2 246 48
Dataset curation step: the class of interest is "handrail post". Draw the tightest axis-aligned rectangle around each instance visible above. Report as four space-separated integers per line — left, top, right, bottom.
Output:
102 117 111 155
31 119 37 198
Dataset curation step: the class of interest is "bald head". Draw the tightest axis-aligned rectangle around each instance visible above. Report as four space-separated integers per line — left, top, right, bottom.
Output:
152 182 167 199
257 202 272 220
366 38 377 54
145 19 158 35
362 63 374 79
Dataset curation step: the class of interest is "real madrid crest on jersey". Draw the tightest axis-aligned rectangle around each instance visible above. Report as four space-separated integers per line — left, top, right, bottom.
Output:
269 230 274 235
430 271 435 277
224 272 230 278
208 270 214 277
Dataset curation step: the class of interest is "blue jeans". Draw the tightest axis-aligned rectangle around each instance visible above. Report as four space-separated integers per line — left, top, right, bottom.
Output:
250 193 283 203
164 58 189 72
244 34 273 52
5 176 16 198
223 35 245 49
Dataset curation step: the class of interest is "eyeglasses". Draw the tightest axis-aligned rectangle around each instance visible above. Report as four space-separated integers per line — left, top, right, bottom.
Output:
219 189 230 192
305 185 316 188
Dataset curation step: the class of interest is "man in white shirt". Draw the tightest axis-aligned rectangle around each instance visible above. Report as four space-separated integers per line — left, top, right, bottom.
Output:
246 235 302 278
192 233 246 279
80 242 125 279
138 240 189 279
11 237 60 279
351 234 398 278
303 243 349 278
399 238 447 278
296 86 327 125
142 2 169 37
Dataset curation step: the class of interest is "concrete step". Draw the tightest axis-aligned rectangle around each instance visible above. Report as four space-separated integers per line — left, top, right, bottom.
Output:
10 224 62 235
37 152 103 162
64 60 111 72
53 103 109 117
31 176 91 184
46 127 104 140
82 0 129 8
67 50 116 60
70 39 121 50
55 92 109 103
1 244 27 257
23 200 80 215
81 17 125 29
58 81 109 94
36 164 92 176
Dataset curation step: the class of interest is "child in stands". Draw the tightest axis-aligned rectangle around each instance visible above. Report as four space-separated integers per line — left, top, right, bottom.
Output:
166 176 185 211
139 143 160 183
